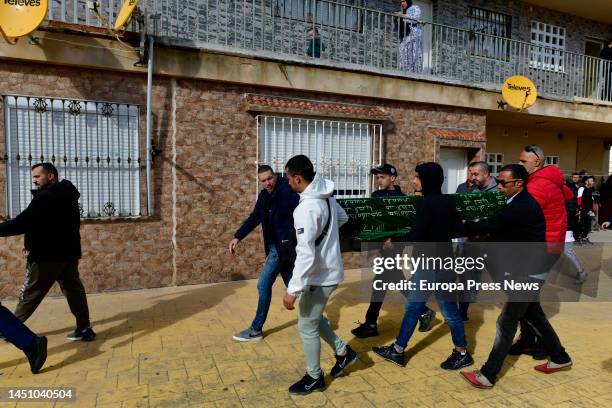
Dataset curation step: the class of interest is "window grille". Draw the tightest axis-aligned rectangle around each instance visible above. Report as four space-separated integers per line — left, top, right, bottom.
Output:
530 21 565 72
486 152 504 176
4 95 143 219
273 0 363 32
468 7 512 60
257 115 382 198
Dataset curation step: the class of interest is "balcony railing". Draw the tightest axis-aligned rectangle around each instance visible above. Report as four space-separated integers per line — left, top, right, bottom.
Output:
44 0 612 104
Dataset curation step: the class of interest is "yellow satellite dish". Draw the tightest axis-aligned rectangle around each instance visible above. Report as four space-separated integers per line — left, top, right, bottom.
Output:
0 0 48 43
501 75 538 111
114 0 139 31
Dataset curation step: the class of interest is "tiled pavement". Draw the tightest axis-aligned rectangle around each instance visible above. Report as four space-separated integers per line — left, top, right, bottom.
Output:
1 232 611 407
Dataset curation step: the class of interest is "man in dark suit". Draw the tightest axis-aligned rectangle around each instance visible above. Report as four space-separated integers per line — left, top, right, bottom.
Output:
460 164 572 388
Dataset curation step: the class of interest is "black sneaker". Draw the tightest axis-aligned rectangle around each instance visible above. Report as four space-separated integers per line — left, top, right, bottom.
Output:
351 322 378 338
67 326 96 342
288 372 325 394
418 309 436 332
372 343 406 367
24 336 47 374
440 349 474 370
331 345 358 377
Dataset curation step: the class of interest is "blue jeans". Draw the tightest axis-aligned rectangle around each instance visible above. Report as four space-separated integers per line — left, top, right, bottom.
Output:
0 303 36 350
251 245 292 332
396 268 467 349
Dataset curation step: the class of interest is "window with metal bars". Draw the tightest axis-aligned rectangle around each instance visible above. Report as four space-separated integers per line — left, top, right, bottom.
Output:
257 115 382 198
530 21 565 72
273 0 364 32
3 95 143 219
468 7 512 61
486 152 504 176
545 156 559 166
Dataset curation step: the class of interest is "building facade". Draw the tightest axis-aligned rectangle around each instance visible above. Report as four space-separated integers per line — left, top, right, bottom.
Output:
0 0 611 297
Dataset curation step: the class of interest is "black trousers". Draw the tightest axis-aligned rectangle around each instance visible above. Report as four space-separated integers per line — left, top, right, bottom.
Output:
480 300 570 383
365 247 431 324
14 261 90 330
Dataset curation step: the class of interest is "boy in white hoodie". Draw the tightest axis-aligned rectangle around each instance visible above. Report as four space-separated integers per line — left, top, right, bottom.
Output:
282 155 358 394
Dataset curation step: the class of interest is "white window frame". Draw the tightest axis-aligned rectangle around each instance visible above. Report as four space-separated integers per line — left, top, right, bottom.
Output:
256 114 382 199
545 155 559 166
486 152 504 176
468 7 512 61
530 21 565 72
4 95 143 219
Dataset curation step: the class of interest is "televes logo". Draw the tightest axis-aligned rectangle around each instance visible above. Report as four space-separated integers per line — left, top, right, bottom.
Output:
4 0 42 6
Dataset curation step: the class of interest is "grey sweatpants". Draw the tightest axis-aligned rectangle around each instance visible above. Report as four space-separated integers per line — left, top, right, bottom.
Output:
298 285 346 379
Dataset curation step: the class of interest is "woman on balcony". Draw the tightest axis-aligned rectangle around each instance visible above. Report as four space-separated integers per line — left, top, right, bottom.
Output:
395 0 422 73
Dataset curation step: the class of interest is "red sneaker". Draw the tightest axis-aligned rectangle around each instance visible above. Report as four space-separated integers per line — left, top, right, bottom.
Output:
534 361 573 374
460 371 493 388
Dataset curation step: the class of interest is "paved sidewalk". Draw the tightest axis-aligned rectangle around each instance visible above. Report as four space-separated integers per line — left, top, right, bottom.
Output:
0 232 611 407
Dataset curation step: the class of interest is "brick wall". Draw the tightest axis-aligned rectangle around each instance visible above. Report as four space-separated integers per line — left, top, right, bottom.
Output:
0 60 485 297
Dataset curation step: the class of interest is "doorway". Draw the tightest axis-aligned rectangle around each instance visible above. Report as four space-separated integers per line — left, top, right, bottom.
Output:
414 0 433 73
439 147 468 194
584 38 606 99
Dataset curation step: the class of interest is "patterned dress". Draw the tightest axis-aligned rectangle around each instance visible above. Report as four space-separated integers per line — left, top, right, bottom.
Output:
399 5 423 73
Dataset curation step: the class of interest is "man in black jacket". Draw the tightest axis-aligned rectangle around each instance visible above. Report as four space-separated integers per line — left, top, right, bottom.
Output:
352 164 435 338
373 162 473 371
460 164 572 388
229 165 300 341
0 163 95 342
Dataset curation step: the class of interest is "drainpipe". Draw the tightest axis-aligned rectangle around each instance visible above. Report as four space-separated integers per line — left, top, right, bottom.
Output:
145 35 154 216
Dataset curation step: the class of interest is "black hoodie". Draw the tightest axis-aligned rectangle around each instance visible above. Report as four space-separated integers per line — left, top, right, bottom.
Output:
406 162 464 243
0 179 82 262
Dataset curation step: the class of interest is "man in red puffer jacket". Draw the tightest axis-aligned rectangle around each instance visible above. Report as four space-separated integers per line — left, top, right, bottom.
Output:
511 145 574 359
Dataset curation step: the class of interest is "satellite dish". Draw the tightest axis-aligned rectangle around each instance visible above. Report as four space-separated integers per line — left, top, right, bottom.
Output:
501 75 538 111
114 0 139 31
0 0 48 43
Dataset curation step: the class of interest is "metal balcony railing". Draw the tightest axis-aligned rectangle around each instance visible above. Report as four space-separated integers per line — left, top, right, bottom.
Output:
44 0 612 104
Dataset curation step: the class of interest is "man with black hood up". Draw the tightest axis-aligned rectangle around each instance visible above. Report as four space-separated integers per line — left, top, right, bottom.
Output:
0 163 95 342
373 162 473 370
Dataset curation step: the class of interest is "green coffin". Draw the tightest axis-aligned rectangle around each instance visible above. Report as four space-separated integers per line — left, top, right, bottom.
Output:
338 191 506 242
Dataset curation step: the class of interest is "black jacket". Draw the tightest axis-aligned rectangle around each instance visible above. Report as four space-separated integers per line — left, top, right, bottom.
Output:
465 189 547 281
407 163 464 243
565 180 579 232
0 180 82 262
372 185 405 198
234 177 300 262
465 189 545 243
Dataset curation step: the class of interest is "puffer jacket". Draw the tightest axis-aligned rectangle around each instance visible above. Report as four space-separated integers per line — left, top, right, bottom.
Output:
527 166 573 251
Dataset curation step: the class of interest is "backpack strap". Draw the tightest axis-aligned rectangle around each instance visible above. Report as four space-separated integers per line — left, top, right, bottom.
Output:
315 198 331 247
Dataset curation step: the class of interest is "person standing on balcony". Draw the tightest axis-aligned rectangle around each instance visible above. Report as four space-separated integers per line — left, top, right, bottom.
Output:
395 0 422 73
306 28 326 59
229 165 300 342
600 39 612 102
0 163 95 342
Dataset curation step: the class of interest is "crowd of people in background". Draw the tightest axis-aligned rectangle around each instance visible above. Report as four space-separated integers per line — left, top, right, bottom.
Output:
227 144 611 394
